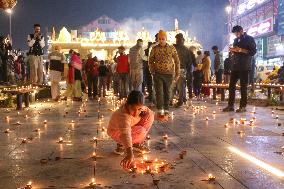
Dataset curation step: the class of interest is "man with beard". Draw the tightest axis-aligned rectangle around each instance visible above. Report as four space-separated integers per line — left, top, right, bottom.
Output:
173 33 196 107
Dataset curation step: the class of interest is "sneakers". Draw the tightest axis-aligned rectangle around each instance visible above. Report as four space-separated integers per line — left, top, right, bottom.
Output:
113 143 124 155
133 143 150 154
223 106 234 112
236 107 246 113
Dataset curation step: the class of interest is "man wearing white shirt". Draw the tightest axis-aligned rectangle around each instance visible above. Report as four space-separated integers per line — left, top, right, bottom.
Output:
27 24 45 85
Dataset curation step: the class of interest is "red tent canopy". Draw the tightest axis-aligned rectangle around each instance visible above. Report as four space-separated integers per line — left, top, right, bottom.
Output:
0 0 17 10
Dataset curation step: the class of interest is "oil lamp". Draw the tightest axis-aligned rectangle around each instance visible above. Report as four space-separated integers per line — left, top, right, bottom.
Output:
146 135 151 140
208 173 216 181
58 137 64 143
22 138 27 144
4 129 10 133
163 134 168 140
89 178 96 188
24 181 32 189
43 120 47 124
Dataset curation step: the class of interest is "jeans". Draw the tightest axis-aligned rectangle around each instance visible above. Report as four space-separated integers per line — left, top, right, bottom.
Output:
228 70 249 108
118 73 129 98
215 69 223 84
98 76 107 97
186 72 193 98
176 70 186 103
153 73 173 111
215 69 223 93
193 71 203 97
144 64 153 100
87 75 98 97
130 69 143 92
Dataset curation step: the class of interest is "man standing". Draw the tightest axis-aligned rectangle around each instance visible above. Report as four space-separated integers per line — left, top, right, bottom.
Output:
223 25 256 113
85 54 99 100
27 24 45 85
129 39 145 92
173 33 196 107
149 30 180 115
114 46 129 99
48 45 65 101
212 46 224 90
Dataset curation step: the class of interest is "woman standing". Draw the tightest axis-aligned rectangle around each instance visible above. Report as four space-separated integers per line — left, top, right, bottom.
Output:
64 50 83 101
201 51 211 97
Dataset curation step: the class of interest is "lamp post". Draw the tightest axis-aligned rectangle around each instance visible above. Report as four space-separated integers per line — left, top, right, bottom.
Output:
6 8 12 43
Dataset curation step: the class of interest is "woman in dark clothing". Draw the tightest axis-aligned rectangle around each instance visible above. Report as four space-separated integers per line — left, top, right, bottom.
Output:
193 64 203 99
98 60 109 97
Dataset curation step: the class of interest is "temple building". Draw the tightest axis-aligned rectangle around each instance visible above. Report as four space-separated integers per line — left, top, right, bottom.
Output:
48 16 202 60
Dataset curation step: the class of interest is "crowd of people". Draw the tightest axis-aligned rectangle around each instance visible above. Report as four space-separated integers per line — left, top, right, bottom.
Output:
1 23 258 169
1 23 257 114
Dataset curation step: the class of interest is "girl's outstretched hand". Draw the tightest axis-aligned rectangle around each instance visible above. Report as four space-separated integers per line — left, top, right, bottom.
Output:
120 148 134 170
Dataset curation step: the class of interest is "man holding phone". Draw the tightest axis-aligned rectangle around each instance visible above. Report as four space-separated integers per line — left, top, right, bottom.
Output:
27 24 45 85
223 25 256 113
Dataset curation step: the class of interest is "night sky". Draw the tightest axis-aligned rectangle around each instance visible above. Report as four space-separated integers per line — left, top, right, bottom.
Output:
0 0 229 50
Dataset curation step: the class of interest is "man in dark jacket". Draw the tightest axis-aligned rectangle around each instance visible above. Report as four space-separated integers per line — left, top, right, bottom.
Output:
173 33 196 107
223 25 256 113
212 46 224 92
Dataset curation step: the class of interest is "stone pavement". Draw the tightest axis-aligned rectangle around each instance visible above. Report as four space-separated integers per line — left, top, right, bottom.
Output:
1 96 284 189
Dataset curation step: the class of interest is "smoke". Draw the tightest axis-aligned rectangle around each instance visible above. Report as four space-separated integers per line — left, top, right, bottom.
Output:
119 13 176 41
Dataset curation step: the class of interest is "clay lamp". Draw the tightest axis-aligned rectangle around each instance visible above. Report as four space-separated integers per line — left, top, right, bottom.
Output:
145 166 151 174
208 173 216 181
4 129 10 133
22 138 27 144
163 134 168 140
5 116 9 120
43 120 47 124
224 123 229 128
276 115 279 119
212 111 216 114
89 178 96 188
58 137 64 144
92 152 97 160
101 127 106 132
34 128 40 132
24 181 32 189
146 135 151 140
131 164 137 173
205 117 209 121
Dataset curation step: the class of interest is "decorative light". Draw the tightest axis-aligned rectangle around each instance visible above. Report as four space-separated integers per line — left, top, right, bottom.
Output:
228 146 284 177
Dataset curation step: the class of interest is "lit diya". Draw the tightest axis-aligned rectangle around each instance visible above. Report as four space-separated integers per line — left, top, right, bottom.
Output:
58 137 64 143
130 158 170 174
24 181 32 189
89 178 96 188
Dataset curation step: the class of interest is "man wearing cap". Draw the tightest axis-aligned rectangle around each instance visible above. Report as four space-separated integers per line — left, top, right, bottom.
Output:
114 46 129 99
173 33 196 107
48 45 65 101
149 30 180 115
223 25 256 113
129 39 145 92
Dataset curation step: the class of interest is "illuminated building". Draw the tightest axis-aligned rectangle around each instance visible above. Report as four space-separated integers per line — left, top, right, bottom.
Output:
47 16 202 60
